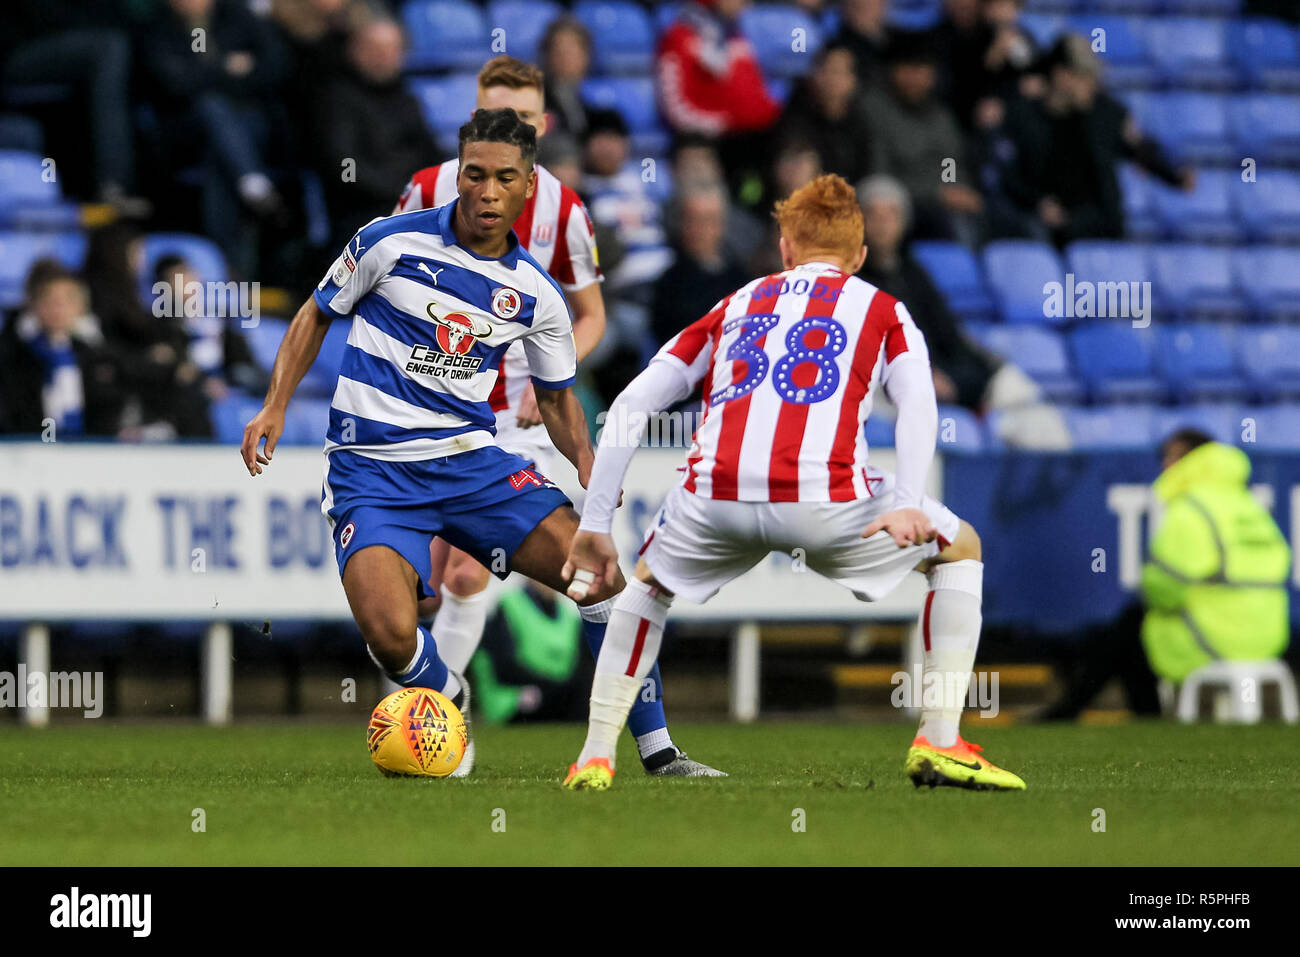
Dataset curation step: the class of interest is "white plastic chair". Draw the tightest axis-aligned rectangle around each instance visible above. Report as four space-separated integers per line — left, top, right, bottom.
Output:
1175 660 1300 724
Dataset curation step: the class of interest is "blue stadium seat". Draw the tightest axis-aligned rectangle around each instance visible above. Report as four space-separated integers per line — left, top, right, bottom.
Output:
1068 322 1164 402
1162 0 1242 13
739 4 824 80
655 3 685 33
1151 170 1241 243
0 150 78 230
244 317 287 373
0 231 87 309
1137 93 1233 165
575 2 655 74
864 411 895 449
300 321 350 399
1148 243 1247 321
410 74 480 145
246 317 347 399
140 233 228 286
1230 94 1300 164
1235 170 1300 243
1118 164 1161 240
888 1 943 31
969 324 1084 403
1153 402 1244 446
1142 17 1238 91
138 233 231 314
910 240 996 321
982 240 1066 324
0 114 43 152
403 0 489 72
936 405 985 452
1153 323 1247 402
282 398 333 446
1065 240 1152 287
1233 247 1300 321
1091 0 1162 14
1246 404 1300 450
1018 14 1067 49
580 76 665 153
766 76 793 105
1068 16 1158 90
1236 325 1300 400
208 390 266 444
1229 18 1300 92
485 1 563 63
1064 404 1157 450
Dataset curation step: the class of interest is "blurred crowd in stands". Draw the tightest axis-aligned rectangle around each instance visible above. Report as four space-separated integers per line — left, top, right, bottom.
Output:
2 0 1297 448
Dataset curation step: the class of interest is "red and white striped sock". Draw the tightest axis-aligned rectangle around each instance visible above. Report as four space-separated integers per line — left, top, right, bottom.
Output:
916 560 983 749
577 580 672 769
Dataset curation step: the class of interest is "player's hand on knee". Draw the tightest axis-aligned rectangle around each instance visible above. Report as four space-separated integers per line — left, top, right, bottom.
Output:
562 531 620 601
241 407 284 476
861 508 936 548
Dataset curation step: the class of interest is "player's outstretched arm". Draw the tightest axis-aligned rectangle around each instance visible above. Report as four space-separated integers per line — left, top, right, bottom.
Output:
241 296 331 476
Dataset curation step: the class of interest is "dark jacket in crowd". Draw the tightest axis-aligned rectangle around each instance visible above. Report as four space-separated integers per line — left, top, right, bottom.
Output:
775 84 876 187
930 18 1037 130
143 0 288 107
999 91 1183 243
651 252 751 349
315 66 441 243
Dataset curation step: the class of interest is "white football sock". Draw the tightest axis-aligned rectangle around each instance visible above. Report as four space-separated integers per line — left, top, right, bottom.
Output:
635 728 673 759
577 581 672 769
430 588 488 673
916 560 983 749
576 596 614 623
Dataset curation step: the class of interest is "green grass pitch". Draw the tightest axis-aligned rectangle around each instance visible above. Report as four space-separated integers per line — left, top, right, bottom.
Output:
1 721 1296 866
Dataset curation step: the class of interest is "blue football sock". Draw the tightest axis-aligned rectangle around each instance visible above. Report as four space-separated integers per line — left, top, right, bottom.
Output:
377 625 454 697
581 617 669 746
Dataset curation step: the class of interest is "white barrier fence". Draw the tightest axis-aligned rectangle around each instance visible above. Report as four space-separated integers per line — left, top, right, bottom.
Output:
0 443 935 723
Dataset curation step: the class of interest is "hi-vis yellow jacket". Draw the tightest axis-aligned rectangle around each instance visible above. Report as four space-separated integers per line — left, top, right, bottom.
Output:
1141 442 1291 682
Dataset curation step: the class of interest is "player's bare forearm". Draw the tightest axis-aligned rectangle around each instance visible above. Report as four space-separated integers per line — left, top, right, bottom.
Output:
566 283 606 362
534 385 595 484
264 296 331 412
241 296 330 476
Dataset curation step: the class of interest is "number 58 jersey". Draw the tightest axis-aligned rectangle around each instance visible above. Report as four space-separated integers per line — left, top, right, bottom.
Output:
658 261 932 503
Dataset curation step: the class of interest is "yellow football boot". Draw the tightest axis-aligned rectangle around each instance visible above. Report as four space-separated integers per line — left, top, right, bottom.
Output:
563 757 615 791
906 735 1026 791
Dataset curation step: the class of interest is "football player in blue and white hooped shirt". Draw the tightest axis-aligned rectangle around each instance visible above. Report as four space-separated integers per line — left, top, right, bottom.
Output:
240 109 624 765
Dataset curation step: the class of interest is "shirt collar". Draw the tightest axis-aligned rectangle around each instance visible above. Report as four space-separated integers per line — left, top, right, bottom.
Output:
798 260 844 273
438 198 522 268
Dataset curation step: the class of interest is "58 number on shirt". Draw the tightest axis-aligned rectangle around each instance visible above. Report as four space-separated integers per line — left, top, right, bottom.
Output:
710 313 847 407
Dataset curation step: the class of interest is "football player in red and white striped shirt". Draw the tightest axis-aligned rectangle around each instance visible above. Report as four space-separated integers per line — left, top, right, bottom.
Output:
562 175 1026 792
396 56 722 779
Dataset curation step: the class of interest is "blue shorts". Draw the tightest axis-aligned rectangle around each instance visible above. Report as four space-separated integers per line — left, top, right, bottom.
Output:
322 446 571 599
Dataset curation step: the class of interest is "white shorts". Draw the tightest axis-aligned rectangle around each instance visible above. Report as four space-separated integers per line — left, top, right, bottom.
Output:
639 467 963 604
495 424 556 477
